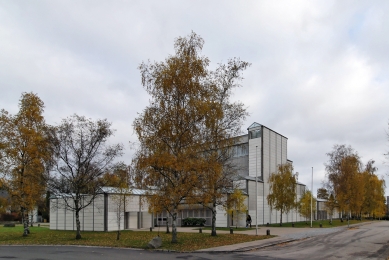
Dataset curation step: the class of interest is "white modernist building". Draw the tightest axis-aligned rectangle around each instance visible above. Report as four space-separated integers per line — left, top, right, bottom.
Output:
231 122 306 226
50 188 152 231
50 122 307 231
169 122 307 227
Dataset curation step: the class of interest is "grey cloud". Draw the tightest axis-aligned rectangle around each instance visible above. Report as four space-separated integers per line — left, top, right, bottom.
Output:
0 0 388 195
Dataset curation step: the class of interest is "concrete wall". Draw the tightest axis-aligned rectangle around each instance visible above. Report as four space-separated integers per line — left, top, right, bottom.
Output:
231 155 249 177
246 180 303 226
215 204 228 227
248 136 261 179
141 212 153 228
50 193 150 232
50 195 106 231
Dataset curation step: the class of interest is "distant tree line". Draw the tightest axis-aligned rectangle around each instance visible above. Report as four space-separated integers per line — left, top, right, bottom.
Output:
320 145 386 225
267 143 387 227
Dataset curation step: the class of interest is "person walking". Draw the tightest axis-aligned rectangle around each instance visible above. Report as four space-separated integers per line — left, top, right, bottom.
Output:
246 214 252 228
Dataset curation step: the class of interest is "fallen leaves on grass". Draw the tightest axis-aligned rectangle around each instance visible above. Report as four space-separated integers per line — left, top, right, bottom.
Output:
0 226 274 252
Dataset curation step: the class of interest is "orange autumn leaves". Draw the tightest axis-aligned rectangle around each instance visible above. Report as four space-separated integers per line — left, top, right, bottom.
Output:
0 93 52 235
133 32 250 241
324 145 386 218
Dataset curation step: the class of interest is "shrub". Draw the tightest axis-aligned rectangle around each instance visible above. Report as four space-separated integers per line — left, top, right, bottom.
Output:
0 212 21 222
182 217 206 226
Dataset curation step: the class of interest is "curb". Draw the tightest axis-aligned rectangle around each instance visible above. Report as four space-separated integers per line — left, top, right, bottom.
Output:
198 238 300 253
230 238 299 252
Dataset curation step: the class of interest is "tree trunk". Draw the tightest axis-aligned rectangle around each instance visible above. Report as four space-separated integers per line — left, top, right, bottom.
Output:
22 207 28 237
235 211 237 229
25 212 30 234
280 210 283 226
211 204 217 236
171 208 177 243
75 200 82 240
330 211 333 224
166 216 170 233
117 208 121 240
29 211 34 227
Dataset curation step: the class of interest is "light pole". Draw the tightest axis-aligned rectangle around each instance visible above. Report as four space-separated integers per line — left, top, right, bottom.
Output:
311 167 313 228
295 172 298 223
255 145 258 236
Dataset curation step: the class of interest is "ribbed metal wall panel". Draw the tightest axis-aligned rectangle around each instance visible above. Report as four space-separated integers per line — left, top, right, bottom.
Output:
248 137 261 178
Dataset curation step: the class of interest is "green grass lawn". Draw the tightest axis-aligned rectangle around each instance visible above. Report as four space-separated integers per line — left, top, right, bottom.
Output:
0 225 274 252
264 219 371 228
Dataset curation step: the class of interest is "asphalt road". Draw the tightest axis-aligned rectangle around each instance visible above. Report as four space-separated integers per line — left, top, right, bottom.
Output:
243 220 389 260
0 221 388 260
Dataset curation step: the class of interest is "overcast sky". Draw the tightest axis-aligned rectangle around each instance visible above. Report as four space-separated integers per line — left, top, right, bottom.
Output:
1 0 388 195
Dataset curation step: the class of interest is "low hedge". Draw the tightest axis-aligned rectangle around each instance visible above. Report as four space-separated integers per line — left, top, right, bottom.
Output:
182 217 206 226
0 213 21 222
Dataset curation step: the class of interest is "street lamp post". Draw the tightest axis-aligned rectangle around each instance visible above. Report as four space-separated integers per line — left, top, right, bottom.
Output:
295 172 298 223
311 167 313 228
255 146 258 236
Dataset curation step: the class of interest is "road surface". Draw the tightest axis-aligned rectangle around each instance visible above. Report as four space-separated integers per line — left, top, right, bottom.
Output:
243 220 389 260
0 221 388 260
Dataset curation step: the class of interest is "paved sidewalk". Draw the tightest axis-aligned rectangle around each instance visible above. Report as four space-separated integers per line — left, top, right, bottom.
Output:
195 222 372 252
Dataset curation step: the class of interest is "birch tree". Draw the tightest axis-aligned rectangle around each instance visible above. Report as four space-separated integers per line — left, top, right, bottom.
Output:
324 144 358 218
336 155 363 226
298 190 316 221
133 32 213 243
324 145 386 223
326 193 337 223
48 114 123 239
225 189 247 229
133 32 250 242
109 164 130 241
193 58 249 236
0 92 52 236
267 163 297 226
361 160 386 218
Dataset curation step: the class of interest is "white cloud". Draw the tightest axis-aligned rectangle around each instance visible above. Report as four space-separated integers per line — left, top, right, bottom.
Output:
0 0 388 194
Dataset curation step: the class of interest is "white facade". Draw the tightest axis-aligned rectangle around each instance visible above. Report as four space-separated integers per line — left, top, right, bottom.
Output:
49 122 308 230
157 122 307 227
50 189 152 231
235 122 306 226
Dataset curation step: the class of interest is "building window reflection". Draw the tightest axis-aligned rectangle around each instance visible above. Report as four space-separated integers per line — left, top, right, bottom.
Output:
249 129 260 139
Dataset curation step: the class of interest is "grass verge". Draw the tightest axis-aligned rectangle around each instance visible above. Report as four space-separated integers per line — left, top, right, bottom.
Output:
0 225 274 252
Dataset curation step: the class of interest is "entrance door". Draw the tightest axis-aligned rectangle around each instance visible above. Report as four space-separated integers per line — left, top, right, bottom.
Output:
124 212 129 229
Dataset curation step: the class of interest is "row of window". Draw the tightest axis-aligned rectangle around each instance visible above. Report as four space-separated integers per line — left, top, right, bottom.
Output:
232 143 249 157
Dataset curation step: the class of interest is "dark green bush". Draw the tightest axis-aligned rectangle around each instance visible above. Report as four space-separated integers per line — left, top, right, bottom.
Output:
182 217 206 226
0 212 21 222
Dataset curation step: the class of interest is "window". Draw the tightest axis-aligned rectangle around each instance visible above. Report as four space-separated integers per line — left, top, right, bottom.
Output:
233 144 248 157
249 129 261 139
